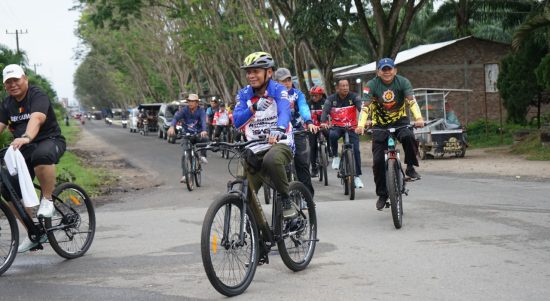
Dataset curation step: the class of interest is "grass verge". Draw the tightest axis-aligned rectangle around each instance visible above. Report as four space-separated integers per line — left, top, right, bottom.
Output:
57 120 116 197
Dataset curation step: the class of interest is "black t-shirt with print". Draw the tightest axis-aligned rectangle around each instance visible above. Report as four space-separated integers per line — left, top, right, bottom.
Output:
0 85 62 141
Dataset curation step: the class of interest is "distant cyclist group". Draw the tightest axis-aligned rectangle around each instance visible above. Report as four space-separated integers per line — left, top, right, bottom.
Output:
169 52 425 213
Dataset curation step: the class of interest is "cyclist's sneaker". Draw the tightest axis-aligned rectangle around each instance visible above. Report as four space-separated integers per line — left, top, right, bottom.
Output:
180 176 186 183
331 157 340 170
405 165 421 180
37 199 55 218
282 197 298 220
311 165 318 178
354 177 364 188
200 156 208 164
18 234 48 253
376 195 388 211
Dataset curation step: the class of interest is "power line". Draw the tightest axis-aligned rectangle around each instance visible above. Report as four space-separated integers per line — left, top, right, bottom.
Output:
5 29 28 54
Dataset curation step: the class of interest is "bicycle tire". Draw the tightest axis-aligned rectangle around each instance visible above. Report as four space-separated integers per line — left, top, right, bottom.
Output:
346 150 355 200
277 181 317 271
45 183 96 259
386 159 403 229
0 200 18 276
182 151 194 191
319 144 328 186
201 193 259 297
194 154 202 187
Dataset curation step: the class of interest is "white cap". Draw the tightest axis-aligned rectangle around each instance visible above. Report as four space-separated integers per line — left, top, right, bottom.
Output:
2 64 26 83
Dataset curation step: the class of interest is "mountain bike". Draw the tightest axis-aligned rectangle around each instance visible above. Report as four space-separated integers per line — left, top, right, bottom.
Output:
198 139 317 297
0 148 96 276
181 133 203 191
369 125 414 229
316 129 329 186
335 126 355 200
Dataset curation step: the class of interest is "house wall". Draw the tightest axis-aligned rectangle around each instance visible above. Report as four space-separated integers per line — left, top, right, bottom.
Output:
397 38 511 125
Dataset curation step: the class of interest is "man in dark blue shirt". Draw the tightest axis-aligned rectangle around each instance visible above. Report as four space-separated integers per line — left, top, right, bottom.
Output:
167 93 208 183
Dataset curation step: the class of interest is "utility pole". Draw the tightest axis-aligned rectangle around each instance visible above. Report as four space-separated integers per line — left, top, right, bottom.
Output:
5 29 28 54
33 63 42 73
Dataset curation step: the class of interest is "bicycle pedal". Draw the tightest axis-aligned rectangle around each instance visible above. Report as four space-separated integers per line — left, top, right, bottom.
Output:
385 201 390 208
403 189 409 196
30 244 44 252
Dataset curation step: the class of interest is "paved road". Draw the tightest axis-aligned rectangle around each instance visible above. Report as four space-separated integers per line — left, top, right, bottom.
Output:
1 120 549 301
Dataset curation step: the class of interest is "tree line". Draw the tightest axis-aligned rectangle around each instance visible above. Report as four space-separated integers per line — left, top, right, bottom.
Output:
67 0 550 124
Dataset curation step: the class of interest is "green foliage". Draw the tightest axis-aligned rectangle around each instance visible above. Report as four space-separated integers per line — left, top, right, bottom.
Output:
57 151 111 197
497 38 547 124
465 119 520 147
510 130 550 160
535 54 550 90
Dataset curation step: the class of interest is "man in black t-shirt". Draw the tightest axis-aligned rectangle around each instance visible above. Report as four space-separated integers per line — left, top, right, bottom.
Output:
1 64 66 253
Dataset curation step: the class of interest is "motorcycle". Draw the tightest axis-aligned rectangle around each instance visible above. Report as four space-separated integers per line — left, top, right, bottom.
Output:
121 119 128 128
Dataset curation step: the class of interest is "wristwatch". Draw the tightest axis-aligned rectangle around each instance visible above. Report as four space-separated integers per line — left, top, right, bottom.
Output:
21 133 32 142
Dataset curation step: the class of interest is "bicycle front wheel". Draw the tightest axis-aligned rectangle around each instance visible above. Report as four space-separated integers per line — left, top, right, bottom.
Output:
278 181 317 271
0 200 18 276
201 194 259 297
386 159 403 229
182 151 194 191
319 144 328 186
345 150 355 200
194 154 202 187
46 183 96 259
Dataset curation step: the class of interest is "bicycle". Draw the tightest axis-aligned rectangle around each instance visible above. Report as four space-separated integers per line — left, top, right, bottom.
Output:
0 147 96 276
316 129 329 186
181 133 204 191
198 139 317 297
334 126 355 200
369 124 414 229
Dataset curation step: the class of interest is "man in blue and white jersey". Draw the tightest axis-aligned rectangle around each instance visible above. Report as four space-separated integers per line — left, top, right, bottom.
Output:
233 52 297 220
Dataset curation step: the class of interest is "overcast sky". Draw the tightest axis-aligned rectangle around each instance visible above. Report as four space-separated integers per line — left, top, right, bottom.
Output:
0 0 81 106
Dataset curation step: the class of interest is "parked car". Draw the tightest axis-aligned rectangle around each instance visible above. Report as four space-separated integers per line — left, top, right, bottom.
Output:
158 101 182 143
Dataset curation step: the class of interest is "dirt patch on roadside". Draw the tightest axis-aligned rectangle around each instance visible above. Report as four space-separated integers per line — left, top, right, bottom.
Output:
69 130 161 204
359 142 550 181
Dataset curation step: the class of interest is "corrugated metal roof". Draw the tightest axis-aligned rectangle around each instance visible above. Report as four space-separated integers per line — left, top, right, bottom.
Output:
337 37 471 77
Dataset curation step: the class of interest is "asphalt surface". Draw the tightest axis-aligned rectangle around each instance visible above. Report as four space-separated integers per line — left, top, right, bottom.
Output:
1 119 549 301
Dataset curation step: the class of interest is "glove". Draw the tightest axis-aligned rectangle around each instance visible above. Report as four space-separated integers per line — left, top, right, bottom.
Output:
269 126 286 140
252 97 273 111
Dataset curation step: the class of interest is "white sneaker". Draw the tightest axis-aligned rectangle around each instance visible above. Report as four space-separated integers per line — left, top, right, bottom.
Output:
354 177 364 188
200 156 208 164
331 157 340 170
180 176 186 183
18 235 48 253
37 199 55 218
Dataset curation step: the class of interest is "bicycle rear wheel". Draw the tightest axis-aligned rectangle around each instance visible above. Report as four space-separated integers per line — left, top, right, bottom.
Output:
182 151 194 191
201 194 259 297
0 200 18 276
277 181 317 272
46 183 96 259
345 150 355 200
386 159 403 229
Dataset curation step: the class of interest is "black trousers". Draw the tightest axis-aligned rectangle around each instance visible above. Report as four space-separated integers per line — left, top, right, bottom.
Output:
294 132 314 196
371 125 418 197
329 127 362 176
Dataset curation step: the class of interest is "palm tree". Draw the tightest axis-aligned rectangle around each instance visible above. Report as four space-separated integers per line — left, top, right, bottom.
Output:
427 0 536 40
512 1 550 50
0 44 27 69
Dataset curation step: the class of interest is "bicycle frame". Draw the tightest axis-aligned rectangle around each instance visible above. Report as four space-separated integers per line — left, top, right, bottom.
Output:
0 169 46 243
